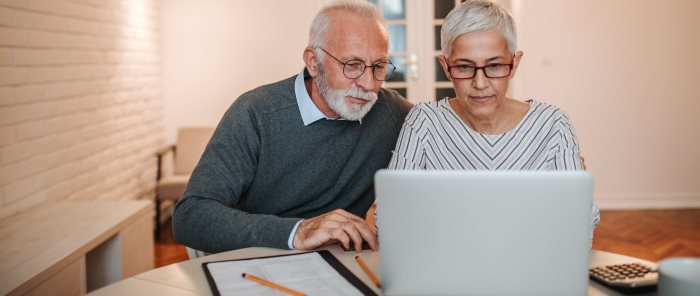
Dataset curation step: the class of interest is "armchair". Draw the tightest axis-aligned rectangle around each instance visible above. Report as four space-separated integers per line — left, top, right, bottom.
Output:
155 127 215 235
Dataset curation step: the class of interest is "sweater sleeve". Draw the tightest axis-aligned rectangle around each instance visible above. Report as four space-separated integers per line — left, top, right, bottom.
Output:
172 97 302 253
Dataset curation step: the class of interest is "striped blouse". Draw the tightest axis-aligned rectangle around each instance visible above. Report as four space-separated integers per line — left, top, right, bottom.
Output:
386 99 600 228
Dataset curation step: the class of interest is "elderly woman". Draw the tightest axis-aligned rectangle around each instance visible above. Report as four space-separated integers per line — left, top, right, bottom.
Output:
384 0 600 231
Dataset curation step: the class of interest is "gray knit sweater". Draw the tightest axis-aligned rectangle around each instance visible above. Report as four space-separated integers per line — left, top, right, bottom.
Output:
172 73 412 253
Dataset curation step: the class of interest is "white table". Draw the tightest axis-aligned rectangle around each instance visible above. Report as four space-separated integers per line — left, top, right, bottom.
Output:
90 246 657 295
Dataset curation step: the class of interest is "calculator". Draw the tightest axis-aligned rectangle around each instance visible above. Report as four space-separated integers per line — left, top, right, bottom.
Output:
589 262 658 292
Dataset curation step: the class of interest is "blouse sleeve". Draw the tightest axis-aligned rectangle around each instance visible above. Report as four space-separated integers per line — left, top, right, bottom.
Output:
551 111 601 242
552 112 584 170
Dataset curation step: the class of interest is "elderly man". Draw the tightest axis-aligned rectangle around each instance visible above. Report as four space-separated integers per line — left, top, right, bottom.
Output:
172 0 412 254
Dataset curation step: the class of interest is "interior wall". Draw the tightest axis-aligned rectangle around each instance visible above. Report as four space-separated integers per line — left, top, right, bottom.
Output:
162 0 700 209
511 0 700 208
0 0 164 219
162 1 325 144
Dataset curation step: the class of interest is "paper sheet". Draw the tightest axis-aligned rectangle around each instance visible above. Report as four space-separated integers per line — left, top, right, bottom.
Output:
206 252 365 296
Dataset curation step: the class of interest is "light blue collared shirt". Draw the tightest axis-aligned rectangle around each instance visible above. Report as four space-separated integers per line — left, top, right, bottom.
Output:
295 69 330 126
287 220 303 249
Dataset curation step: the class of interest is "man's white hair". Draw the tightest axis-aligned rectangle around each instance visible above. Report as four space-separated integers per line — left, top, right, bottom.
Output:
441 0 517 58
308 0 383 59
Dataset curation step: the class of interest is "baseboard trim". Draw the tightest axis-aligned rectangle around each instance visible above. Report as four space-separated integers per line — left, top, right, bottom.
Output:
596 194 700 210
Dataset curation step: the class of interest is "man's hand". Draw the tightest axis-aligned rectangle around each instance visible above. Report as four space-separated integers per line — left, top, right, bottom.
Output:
292 209 378 252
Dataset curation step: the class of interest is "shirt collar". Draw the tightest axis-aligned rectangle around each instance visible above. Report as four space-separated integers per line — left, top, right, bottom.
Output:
295 69 360 126
295 69 329 126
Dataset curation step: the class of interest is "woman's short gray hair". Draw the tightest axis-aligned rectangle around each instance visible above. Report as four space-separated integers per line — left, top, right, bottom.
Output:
309 0 383 54
441 0 517 58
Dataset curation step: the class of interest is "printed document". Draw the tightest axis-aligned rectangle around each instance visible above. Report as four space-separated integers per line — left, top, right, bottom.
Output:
205 252 365 296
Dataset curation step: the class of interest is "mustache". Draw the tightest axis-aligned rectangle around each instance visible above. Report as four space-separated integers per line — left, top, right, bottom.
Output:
335 86 378 102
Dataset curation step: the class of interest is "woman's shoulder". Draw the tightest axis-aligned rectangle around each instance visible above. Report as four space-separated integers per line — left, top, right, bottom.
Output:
525 100 576 129
527 100 570 119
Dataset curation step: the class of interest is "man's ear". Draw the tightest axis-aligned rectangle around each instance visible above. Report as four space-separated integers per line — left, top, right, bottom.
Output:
437 54 451 80
303 47 319 77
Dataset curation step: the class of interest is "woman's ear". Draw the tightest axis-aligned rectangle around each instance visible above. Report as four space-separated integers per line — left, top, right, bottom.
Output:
303 47 319 77
510 50 524 78
438 54 451 80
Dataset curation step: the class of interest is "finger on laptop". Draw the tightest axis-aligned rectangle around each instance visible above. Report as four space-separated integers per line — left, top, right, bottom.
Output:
332 210 379 252
331 209 378 251
331 228 352 251
293 209 377 251
315 209 377 251
291 210 355 249
352 219 378 251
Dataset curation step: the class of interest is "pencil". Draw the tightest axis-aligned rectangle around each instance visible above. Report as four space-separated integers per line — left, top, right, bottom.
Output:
241 273 305 296
355 255 381 288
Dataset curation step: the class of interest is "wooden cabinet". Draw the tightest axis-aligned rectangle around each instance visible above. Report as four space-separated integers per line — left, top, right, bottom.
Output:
0 201 154 295
24 258 83 296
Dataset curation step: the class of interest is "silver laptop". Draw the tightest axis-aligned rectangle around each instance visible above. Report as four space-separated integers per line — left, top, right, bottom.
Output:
375 170 593 296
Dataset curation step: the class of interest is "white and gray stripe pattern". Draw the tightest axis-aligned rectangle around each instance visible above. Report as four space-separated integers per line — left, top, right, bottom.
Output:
389 99 584 171
387 99 600 228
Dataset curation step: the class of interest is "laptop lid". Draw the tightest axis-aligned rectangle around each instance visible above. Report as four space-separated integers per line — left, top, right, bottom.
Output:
375 170 592 296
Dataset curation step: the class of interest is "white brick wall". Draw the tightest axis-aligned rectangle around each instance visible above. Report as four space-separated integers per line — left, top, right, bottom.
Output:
0 0 164 219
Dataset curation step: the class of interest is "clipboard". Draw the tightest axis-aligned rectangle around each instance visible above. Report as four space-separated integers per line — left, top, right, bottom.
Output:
202 250 378 296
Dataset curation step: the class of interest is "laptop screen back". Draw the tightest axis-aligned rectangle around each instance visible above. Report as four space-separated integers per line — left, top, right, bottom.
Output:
375 170 592 296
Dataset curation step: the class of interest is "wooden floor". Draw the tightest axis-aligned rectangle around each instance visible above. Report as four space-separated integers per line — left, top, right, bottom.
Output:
592 209 700 261
154 217 189 267
154 209 700 268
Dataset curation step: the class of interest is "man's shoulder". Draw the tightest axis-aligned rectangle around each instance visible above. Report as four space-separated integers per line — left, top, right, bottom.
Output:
232 74 298 114
376 88 413 118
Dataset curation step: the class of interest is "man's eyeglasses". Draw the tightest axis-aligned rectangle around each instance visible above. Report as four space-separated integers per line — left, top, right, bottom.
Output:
317 47 396 81
446 62 513 79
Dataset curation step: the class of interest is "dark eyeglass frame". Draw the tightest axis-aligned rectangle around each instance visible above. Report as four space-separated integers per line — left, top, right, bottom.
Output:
446 61 514 79
317 47 396 81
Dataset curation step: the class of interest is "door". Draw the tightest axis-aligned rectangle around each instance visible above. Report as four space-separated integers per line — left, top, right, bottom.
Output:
371 0 511 104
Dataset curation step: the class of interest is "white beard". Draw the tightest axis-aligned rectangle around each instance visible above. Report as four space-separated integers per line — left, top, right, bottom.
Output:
315 64 378 121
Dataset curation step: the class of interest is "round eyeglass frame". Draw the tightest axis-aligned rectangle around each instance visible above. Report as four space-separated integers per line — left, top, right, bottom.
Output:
317 47 396 81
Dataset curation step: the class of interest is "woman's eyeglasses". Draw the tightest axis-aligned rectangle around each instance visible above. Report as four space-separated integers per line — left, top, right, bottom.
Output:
446 62 513 79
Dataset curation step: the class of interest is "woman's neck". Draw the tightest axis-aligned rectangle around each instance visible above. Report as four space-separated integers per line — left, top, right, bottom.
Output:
449 98 529 135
